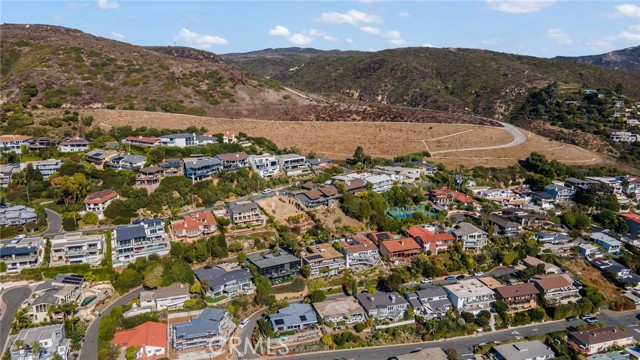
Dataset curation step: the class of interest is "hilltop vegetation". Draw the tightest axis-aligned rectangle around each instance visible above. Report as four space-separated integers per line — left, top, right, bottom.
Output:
555 46 640 73
223 47 640 118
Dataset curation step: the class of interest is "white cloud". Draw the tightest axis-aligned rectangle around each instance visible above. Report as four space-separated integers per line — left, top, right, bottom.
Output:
68 2 89 8
615 4 640 17
486 0 555 13
306 29 326 37
174 28 228 49
619 24 640 41
323 35 339 42
360 27 405 45
390 39 406 45
586 36 617 52
360 26 381 35
398 12 411 17
288 33 313 46
97 0 119 10
269 25 290 37
545 28 573 45
110 32 125 40
346 38 354 44
320 9 383 25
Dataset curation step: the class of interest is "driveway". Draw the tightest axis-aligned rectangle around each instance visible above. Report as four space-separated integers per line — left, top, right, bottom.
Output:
78 287 144 360
43 208 63 237
0 286 32 353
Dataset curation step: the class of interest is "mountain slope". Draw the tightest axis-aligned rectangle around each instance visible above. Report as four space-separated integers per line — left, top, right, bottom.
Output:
555 46 640 73
222 47 640 118
0 24 495 125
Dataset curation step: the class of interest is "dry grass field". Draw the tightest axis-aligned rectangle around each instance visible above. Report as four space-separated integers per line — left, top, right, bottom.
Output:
79 109 604 168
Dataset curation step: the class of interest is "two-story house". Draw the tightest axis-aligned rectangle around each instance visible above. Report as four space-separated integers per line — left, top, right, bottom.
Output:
84 189 119 219
140 283 191 311
183 157 222 182
10 324 69 360
545 183 576 202
159 133 217 147
107 154 146 171
489 214 520 236
356 291 409 321
84 149 119 169
404 286 452 319
296 186 342 208
0 205 37 226
249 153 280 178
569 327 635 355
123 136 160 147
247 249 301 279
171 308 234 351
227 201 265 227
531 274 581 304
364 174 394 194
453 222 488 252
0 237 43 273
494 283 540 311
302 243 346 277
337 235 381 269
27 159 62 180
444 279 495 314
170 210 218 241
58 138 90 153
277 154 310 176
313 297 366 325
590 232 622 254
216 152 249 170
50 233 104 267
135 166 163 189
195 266 255 299
159 158 184 177
0 164 20 186
379 238 422 266
27 137 58 151
269 303 318 332
407 225 456 255
0 135 32 154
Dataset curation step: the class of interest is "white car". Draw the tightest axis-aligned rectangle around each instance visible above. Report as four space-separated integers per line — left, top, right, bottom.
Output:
262 189 273 194
240 318 250 329
474 272 483 277
420 279 432 284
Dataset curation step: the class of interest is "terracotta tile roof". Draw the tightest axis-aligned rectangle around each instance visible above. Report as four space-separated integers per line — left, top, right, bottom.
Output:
113 322 167 359
431 188 476 203
621 212 640 224
171 210 217 232
407 226 455 243
380 238 421 253
494 283 539 299
84 189 118 204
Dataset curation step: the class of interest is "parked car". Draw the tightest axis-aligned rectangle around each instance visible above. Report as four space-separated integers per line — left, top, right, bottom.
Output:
444 276 456 281
240 318 250 329
474 272 483 277
566 316 578 322
456 274 466 280
262 188 273 194
421 279 432 284
584 317 599 324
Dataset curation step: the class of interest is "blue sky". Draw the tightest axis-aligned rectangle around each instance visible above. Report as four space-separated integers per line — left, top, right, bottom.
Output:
3 1 639 57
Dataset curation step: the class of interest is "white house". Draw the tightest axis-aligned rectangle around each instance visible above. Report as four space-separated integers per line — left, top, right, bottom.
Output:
0 135 32 154
364 174 394 193
249 154 280 178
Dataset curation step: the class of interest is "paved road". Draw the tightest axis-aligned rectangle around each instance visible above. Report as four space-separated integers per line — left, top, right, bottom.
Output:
43 208 63 237
0 286 32 353
431 121 527 155
274 309 640 360
78 287 144 360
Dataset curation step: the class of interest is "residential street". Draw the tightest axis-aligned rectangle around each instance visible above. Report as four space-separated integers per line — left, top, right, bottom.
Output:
0 286 32 354
78 287 144 360
43 208 63 237
271 309 640 360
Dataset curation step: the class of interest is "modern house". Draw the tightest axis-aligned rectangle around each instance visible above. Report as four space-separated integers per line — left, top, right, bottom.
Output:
84 149 119 168
364 174 394 193
407 225 456 255
492 340 555 360
269 303 318 332
337 235 381 269
9 324 69 360
112 219 170 266
135 166 163 188
0 205 37 226
531 191 555 210
247 249 301 279
590 232 622 254
170 210 218 241
373 165 422 182
227 200 265 227
609 131 638 142
114 322 167 360
296 186 342 208
159 133 217 147
379 238 422 266
58 138 90 153
26 159 62 180
277 154 310 176
531 274 580 304
489 214 520 236
159 158 184 177
494 283 540 311
84 189 119 219
27 137 58 150
216 152 249 170
0 237 43 273
28 274 84 323
356 291 409 321
365 231 395 246
194 266 255 299
0 134 32 154
453 222 488 252
444 279 495 314
579 244 601 258
569 327 635 355
306 157 334 173
0 164 20 186
50 232 104 267
107 154 147 171
171 308 234 351
249 153 280 178
535 232 572 244
183 157 222 182
123 136 160 147
301 243 346 277
404 286 452 319
139 283 190 311
545 183 576 202
312 297 366 325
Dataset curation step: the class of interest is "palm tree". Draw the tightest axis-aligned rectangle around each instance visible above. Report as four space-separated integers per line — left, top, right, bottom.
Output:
31 341 41 359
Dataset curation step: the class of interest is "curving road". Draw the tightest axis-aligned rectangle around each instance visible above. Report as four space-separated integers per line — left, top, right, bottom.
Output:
43 208 63 237
78 287 144 360
431 121 527 155
0 286 32 353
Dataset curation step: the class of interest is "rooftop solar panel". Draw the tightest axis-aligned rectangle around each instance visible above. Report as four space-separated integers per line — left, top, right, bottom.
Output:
306 254 323 260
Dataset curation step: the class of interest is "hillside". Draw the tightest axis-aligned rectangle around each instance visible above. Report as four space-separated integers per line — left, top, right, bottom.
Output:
222 47 640 118
0 24 494 125
555 46 640 73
